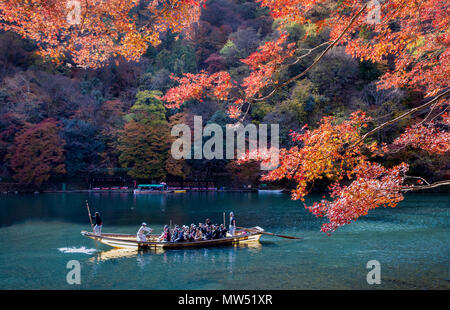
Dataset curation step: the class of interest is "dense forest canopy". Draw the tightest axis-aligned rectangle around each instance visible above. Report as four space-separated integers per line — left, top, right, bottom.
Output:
0 0 448 234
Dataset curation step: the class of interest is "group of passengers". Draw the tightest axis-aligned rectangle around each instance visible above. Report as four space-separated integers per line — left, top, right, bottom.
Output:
157 219 230 242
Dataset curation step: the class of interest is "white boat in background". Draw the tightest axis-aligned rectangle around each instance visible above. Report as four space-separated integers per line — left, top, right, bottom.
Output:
133 183 171 194
258 189 284 194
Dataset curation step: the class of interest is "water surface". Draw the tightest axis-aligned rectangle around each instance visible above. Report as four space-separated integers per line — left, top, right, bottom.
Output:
0 192 448 289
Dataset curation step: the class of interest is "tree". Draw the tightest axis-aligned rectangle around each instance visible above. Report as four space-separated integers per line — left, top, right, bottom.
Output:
165 111 191 179
7 119 66 187
227 159 260 188
60 119 104 175
118 91 171 180
2 0 448 234
216 0 449 234
0 0 205 68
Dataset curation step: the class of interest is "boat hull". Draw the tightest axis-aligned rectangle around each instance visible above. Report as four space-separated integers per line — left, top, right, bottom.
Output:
81 229 263 249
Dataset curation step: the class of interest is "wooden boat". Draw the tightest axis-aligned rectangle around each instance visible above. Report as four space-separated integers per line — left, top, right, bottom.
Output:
81 227 263 249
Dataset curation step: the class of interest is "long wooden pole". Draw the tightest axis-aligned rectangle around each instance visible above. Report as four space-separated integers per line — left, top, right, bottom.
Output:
85 200 94 232
85 200 99 252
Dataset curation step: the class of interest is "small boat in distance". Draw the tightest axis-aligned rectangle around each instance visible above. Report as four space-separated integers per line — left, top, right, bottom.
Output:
133 183 170 194
81 227 264 249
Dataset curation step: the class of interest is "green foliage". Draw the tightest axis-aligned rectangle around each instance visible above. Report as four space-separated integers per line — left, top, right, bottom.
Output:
220 40 238 60
118 119 170 181
118 91 171 181
250 101 273 121
153 41 197 75
129 90 166 121
282 80 328 124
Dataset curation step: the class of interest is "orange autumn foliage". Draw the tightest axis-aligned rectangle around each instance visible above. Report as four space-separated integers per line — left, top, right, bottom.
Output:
2 0 448 233
0 0 204 68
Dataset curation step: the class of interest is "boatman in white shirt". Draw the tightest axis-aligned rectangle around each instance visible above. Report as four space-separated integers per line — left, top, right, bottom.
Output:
137 222 152 242
229 211 236 236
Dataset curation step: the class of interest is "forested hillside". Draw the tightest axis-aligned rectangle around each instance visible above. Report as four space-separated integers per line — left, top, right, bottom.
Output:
0 0 447 193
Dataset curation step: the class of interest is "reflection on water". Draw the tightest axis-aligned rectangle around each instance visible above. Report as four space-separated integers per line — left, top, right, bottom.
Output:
89 240 263 274
90 248 140 262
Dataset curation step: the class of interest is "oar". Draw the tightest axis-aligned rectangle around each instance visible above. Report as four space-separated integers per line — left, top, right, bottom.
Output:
85 200 99 252
85 200 94 232
237 226 302 240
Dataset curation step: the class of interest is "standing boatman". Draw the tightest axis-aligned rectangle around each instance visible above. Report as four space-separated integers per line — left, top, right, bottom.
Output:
137 222 152 242
92 211 103 235
229 211 236 236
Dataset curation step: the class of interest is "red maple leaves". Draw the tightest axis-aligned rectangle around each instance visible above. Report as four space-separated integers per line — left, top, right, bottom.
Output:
390 112 450 154
259 111 375 201
240 33 296 99
307 162 408 235
161 71 233 108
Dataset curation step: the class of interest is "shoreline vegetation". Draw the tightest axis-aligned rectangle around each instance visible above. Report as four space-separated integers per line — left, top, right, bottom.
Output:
1 185 448 195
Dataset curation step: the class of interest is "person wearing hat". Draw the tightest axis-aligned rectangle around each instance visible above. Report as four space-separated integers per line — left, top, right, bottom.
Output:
136 222 152 242
229 211 236 236
91 212 103 235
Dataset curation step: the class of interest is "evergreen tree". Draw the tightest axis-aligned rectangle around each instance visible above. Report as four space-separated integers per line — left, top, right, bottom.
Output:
118 91 171 181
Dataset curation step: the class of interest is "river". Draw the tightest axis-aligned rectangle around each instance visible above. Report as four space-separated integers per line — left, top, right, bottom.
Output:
0 192 448 289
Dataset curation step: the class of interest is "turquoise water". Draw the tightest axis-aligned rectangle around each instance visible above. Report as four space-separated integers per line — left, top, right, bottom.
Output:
0 192 448 289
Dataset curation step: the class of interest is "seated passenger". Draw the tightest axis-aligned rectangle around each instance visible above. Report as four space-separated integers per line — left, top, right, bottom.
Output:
199 223 207 235
194 227 203 241
182 225 190 240
158 225 171 242
219 224 228 238
212 225 221 239
171 225 180 242
188 225 196 241
205 218 212 227
174 226 185 242
203 225 212 240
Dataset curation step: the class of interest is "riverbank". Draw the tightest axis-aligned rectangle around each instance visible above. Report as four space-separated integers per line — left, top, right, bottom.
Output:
1 188 261 194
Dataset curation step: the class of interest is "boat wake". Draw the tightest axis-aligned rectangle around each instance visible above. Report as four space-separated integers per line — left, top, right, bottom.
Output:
58 246 97 255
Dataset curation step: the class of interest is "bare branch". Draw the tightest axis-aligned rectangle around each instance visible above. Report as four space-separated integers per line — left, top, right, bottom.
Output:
238 3 368 121
360 87 450 141
404 175 430 185
400 180 450 191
